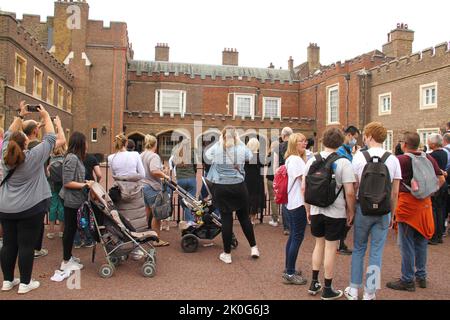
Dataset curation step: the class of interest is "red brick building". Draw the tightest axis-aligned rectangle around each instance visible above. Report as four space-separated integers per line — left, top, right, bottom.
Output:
1 1 448 160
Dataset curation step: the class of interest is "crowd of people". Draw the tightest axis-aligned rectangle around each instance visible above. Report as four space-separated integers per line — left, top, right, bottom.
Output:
0 101 449 300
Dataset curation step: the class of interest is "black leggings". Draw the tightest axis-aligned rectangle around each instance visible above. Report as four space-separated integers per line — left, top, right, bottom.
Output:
1 212 45 284
63 207 78 261
221 208 256 254
34 219 45 251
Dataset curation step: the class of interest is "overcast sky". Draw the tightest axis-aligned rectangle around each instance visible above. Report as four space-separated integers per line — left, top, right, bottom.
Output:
1 0 449 69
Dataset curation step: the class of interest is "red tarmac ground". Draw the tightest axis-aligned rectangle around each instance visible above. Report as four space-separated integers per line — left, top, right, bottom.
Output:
1 220 450 301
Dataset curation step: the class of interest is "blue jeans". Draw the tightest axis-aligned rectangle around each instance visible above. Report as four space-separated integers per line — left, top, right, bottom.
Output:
398 222 428 282
282 205 290 231
285 206 307 275
143 185 159 207
350 205 390 294
177 177 197 222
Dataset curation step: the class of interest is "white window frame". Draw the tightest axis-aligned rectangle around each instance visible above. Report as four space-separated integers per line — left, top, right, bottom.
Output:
417 128 440 151
33 67 43 99
91 128 98 143
383 130 394 152
262 97 281 120
15 53 27 92
234 94 255 119
326 84 340 125
67 90 72 113
47 77 55 105
420 82 438 110
155 89 186 117
378 92 392 115
57 84 64 109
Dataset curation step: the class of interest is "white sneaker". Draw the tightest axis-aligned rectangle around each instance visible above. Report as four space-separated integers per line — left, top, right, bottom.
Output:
60 257 84 271
363 292 376 301
269 220 279 227
2 278 20 291
17 280 40 295
219 253 232 264
344 287 359 300
251 246 260 259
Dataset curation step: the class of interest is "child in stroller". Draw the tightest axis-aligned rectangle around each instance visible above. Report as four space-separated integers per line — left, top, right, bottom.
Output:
88 182 159 278
168 177 238 253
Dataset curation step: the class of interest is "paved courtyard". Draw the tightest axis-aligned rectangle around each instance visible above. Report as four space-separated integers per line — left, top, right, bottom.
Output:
2 220 450 301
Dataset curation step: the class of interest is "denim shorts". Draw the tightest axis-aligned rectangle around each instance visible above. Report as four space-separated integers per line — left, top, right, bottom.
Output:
143 185 159 207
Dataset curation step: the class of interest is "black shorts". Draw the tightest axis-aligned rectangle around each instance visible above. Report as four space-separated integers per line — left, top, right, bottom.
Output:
310 214 347 242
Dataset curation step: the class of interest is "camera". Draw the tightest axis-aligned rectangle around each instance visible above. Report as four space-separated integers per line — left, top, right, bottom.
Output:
26 104 40 112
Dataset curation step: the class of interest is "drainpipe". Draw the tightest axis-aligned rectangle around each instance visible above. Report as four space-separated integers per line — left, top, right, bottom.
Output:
345 73 351 127
314 85 318 149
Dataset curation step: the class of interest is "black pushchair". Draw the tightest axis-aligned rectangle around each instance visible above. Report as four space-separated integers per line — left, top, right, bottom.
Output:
168 177 238 253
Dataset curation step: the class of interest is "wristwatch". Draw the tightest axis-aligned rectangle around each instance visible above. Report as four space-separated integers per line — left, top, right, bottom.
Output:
17 111 24 119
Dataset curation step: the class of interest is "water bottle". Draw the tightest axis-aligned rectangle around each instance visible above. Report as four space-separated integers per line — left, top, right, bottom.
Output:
80 217 88 229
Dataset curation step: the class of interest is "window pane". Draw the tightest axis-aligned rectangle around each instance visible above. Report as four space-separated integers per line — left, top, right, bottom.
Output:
329 88 338 123
236 96 252 117
160 91 182 114
265 99 279 118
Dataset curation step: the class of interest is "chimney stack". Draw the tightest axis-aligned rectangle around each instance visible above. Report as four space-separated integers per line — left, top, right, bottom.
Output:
222 48 239 66
155 43 169 62
288 56 294 71
382 23 414 58
307 43 320 73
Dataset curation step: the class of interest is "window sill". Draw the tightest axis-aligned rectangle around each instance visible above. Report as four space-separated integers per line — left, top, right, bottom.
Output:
378 111 392 116
420 104 438 110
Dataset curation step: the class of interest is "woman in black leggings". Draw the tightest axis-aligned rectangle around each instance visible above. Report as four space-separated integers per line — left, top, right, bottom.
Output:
205 126 260 264
59 132 93 271
0 102 64 294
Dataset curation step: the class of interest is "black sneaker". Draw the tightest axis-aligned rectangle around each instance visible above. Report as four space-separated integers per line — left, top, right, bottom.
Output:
428 240 439 246
386 279 416 292
308 281 323 296
321 287 343 301
416 278 427 289
337 247 353 256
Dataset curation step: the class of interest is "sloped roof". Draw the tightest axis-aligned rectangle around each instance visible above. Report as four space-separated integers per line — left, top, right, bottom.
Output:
129 60 298 83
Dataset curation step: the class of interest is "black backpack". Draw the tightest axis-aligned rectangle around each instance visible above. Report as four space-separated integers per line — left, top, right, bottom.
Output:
49 157 64 187
305 153 344 208
359 151 392 216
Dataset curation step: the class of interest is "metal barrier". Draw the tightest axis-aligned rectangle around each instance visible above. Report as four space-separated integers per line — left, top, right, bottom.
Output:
104 162 279 223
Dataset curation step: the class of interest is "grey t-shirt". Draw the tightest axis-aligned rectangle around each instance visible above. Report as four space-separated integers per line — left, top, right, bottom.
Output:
59 153 87 209
0 131 56 214
141 150 163 191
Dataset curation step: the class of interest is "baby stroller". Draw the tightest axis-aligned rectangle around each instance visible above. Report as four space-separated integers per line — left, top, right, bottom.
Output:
89 183 159 278
168 177 238 253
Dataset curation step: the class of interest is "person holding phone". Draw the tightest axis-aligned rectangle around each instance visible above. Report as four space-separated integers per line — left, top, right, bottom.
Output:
0 101 57 294
59 132 94 272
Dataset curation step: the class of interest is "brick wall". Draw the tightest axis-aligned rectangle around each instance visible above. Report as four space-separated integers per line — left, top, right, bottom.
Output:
369 42 450 144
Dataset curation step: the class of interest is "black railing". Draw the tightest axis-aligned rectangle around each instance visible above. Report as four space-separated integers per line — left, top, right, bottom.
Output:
104 161 279 223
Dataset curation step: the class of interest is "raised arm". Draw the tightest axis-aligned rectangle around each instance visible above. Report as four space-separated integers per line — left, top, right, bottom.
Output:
37 105 55 135
9 101 30 132
53 116 66 148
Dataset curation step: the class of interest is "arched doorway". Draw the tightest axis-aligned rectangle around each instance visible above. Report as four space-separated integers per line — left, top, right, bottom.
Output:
156 129 191 161
127 132 145 153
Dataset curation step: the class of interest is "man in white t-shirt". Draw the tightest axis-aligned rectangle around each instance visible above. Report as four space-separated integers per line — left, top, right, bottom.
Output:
344 122 401 301
303 128 356 301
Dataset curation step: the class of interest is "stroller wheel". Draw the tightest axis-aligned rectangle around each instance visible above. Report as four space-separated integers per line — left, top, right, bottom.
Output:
99 264 114 279
142 262 156 278
181 234 199 253
109 256 121 267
